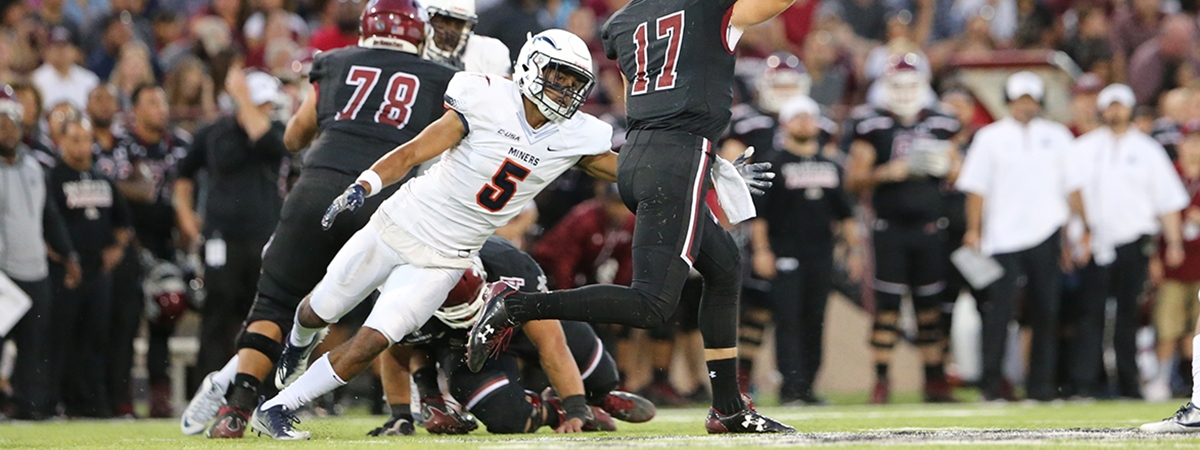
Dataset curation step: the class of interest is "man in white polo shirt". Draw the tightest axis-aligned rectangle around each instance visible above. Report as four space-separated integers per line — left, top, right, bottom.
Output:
956 71 1088 401
1069 84 1188 399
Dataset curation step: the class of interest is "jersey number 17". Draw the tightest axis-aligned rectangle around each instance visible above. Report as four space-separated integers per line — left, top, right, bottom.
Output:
629 10 685 96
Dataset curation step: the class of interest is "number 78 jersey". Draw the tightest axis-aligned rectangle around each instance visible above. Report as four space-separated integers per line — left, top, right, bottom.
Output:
380 72 613 256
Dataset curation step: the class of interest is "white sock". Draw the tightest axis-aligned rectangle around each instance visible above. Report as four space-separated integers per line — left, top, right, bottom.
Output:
1192 334 1200 406
212 354 240 389
262 354 346 412
288 310 324 348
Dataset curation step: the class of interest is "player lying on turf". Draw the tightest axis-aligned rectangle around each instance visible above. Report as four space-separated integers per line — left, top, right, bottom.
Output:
1141 312 1200 433
367 236 655 436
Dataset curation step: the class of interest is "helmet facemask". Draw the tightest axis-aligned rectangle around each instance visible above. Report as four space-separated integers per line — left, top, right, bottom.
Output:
424 8 475 68
884 70 926 120
522 52 594 122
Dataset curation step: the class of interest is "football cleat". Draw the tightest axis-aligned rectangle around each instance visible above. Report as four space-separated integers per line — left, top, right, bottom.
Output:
923 377 957 404
367 416 416 436
869 378 890 404
1140 403 1200 433
587 406 617 432
421 398 479 434
206 405 249 439
182 371 228 435
602 391 656 423
705 408 796 434
465 283 520 372
250 403 310 440
275 328 328 389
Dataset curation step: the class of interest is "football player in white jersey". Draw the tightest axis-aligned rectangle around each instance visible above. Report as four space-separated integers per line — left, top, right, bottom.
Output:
423 0 512 76
250 29 616 439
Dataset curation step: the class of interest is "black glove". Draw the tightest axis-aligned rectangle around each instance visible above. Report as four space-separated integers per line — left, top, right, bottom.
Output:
321 184 367 230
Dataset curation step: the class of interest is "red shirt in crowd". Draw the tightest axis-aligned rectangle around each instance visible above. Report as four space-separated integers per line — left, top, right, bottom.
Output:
309 26 358 52
533 200 635 289
1165 163 1200 282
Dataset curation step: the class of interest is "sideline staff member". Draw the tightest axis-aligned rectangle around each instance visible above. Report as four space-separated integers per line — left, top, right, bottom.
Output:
956 72 1087 402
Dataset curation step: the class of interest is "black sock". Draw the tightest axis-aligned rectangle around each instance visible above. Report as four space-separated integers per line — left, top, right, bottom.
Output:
707 358 744 415
227 373 260 411
653 367 669 385
924 364 945 382
875 363 889 379
389 403 413 422
412 367 441 399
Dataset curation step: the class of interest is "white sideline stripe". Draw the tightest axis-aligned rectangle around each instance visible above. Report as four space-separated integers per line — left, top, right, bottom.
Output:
647 408 1012 423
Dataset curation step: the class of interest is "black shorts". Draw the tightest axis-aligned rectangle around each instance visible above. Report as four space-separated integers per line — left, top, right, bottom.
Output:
871 219 948 301
245 168 403 331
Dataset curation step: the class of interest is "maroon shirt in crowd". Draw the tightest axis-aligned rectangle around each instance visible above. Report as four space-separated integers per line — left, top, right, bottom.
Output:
533 200 634 289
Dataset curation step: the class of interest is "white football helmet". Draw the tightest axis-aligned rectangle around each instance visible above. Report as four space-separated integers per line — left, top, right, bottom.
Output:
755 52 811 115
882 53 929 119
423 0 477 68
514 29 595 122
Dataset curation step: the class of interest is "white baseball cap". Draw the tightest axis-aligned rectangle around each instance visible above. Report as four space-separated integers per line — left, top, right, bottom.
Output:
1005 71 1044 102
245 71 284 106
1096 83 1136 109
779 95 820 123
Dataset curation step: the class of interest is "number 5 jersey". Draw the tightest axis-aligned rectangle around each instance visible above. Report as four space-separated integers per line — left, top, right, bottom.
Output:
380 72 613 258
309 47 457 176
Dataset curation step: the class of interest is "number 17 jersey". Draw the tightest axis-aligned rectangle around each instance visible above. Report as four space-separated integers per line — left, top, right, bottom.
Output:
379 72 613 257
602 0 740 143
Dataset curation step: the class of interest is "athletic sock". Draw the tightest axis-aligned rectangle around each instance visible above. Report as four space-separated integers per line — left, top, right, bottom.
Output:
211 354 240 390
288 311 324 347
707 358 744 416
263 354 346 412
227 373 260 411
924 364 945 382
875 363 889 379
1192 334 1200 406
412 367 441 400
389 403 413 422
652 368 670 385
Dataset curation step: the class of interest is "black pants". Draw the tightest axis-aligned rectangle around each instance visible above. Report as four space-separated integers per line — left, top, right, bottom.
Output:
49 266 113 417
196 239 265 377
6 276 54 417
107 251 143 412
771 250 832 401
981 232 1062 400
871 220 947 309
1070 238 1149 398
513 129 741 350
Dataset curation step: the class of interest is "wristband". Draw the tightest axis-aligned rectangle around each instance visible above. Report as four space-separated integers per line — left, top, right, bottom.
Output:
561 394 591 423
356 170 383 198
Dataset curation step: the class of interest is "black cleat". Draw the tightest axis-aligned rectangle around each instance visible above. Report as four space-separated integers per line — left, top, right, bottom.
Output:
705 408 796 434
275 328 328 389
465 282 520 372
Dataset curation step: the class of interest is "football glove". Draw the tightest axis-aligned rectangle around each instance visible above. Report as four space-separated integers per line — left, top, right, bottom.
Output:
733 147 774 196
321 184 367 230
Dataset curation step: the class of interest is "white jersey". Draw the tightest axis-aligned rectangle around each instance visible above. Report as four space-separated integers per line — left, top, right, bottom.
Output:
462 35 512 77
380 72 612 256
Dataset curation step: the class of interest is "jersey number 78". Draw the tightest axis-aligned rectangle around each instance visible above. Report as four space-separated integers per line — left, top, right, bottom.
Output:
335 65 422 129
629 10 685 96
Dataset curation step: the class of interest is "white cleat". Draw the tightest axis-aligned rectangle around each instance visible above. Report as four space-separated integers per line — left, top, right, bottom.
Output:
1140 402 1200 433
181 371 228 435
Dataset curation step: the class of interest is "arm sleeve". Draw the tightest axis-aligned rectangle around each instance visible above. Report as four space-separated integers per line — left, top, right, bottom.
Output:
42 186 76 258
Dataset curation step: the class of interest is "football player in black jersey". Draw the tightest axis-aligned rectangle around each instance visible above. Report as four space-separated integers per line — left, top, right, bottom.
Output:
190 0 458 438
844 54 961 404
468 0 795 433
369 237 654 436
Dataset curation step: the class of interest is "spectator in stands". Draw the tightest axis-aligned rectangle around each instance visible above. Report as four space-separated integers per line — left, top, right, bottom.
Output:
175 68 288 379
1070 84 1188 400
834 0 890 43
1067 73 1104 137
928 9 995 73
1061 8 1113 82
110 42 157 110
1152 88 1190 160
308 0 361 52
1012 0 1056 49
153 11 193 72
0 86 79 420
804 30 849 108
244 0 308 49
45 115 132 418
956 72 1085 401
751 95 860 405
164 56 217 132
45 102 81 147
194 0 249 49
1110 0 1162 83
1146 120 1200 401
31 26 100 112
88 13 136 80
10 82 56 170
86 84 121 155
1129 14 1197 106
476 0 552 63
34 0 82 47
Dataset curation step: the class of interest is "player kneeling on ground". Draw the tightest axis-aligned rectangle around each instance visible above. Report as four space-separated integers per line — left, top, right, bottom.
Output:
367 237 655 436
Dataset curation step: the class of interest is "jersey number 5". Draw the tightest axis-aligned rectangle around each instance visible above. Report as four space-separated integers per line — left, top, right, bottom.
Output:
477 159 531 212
630 10 685 96
335 65 422 128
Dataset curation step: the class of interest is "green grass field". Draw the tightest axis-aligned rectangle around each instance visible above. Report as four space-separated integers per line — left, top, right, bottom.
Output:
4 399 1200 449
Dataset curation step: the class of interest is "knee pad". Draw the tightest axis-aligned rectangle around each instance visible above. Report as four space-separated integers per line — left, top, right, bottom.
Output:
236 332 284 363
469 384 539 434
915 307 944 347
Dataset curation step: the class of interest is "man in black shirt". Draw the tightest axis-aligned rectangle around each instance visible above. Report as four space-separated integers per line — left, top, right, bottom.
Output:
469 0 795 433
844 54 959 404
174 68 289 383
750 96 859 405
97 83 191 418
45 116 132 418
